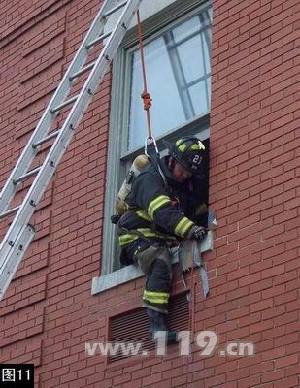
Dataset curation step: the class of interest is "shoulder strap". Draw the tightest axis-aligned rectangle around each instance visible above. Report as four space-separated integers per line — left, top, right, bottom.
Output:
145 137 168 188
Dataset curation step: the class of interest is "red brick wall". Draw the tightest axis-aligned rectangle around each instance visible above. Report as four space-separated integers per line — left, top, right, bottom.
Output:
0 0 299 387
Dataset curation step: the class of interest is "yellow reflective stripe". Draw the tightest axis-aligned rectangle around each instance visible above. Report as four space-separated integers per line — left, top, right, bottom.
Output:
144 290 169 298
136 228 158 236
143 298 168 304
174 217 194 238
137 228 167 239
143 290 169 304
118 228 167 246
136 210 152 221
178 144 186 151
143 232 157 238
148 195 171 219
118 235 138 245
191 141 205 151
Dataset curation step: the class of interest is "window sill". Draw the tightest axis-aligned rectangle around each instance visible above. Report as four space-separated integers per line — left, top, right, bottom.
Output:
91 231 214 295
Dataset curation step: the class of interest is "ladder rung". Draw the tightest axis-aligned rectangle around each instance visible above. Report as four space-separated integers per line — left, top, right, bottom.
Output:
0 206 20 220
32 130 60 148
13 167 42 184
85 31 112 50
50 94 79 114
104 1 127 18
69 61 96 81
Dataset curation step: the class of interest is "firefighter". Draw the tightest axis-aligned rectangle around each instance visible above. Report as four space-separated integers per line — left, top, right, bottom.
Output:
117 137 208 343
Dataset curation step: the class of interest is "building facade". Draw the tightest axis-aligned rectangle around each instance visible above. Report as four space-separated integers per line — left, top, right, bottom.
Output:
0 0 299 387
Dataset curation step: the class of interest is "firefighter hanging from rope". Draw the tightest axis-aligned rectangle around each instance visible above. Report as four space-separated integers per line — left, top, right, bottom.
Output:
112 10 212 344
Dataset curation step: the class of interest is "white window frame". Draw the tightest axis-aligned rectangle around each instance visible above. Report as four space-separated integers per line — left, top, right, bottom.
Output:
92 0 213 295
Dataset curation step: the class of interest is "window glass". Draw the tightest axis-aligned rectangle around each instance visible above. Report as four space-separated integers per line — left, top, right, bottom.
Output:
177 35 205 82
189 81 208 116
128 8 212 152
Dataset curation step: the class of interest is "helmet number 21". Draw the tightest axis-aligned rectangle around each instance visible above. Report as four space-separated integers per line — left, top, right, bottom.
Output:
192 155 202 165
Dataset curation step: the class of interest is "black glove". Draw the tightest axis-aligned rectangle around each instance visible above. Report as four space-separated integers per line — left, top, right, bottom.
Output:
188 225 207 241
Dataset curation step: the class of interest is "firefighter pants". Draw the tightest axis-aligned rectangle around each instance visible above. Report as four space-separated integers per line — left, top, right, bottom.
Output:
129 242 173 313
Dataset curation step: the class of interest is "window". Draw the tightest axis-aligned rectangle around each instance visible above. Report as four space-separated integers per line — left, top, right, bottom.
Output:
128 8 212 151
99 0 212 279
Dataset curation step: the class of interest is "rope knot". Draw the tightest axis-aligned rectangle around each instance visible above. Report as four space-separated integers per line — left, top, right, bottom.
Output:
141 91 152 111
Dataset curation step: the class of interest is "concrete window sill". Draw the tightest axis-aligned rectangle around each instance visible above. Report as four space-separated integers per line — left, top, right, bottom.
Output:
91 231 213 295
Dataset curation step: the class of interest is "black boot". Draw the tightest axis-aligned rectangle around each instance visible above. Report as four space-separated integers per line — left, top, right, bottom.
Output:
147 308 178 344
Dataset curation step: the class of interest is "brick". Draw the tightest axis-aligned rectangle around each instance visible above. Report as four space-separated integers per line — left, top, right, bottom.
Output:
275 354 299 369
261 369 285 383
274 290 298 307
206 374 226 387
274 311 298 327
274 376 299 388
0 305 45 347
250 258 273 274
250 319 274 334
261 305 285 320
250 298 273 313
142 372 162 386
237 374 261 388
122 380 142 388
226 368 251 384
238 312 261 328
227 306 250 321
275 332 299 348
261 284 285 299
113 373 131 385
285 364 300 377
239 271 261 288
226 286 250 302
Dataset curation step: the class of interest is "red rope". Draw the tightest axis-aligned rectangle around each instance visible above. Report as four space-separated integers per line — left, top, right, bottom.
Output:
136 10 152 139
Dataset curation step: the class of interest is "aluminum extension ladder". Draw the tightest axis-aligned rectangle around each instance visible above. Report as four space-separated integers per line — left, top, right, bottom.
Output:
0 0 142 301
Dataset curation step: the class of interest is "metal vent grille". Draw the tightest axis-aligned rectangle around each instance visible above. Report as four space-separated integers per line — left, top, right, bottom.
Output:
108 292 190 363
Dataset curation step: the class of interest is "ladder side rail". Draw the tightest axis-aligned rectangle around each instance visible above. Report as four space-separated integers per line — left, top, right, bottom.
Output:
0 225 35 300
80 0 112 48
0 0 112 215
86 0 143 97
0 0 142 269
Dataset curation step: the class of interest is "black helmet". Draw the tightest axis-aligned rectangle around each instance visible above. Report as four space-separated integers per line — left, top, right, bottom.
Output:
168 137 206 174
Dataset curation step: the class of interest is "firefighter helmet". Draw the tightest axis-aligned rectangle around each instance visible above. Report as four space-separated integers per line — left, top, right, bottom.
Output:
168 137 206 174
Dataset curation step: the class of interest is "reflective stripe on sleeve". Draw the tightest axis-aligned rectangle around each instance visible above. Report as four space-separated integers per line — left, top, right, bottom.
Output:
174 216 194 238
118 234 139 246
136 210 152 221
148 195 171 219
